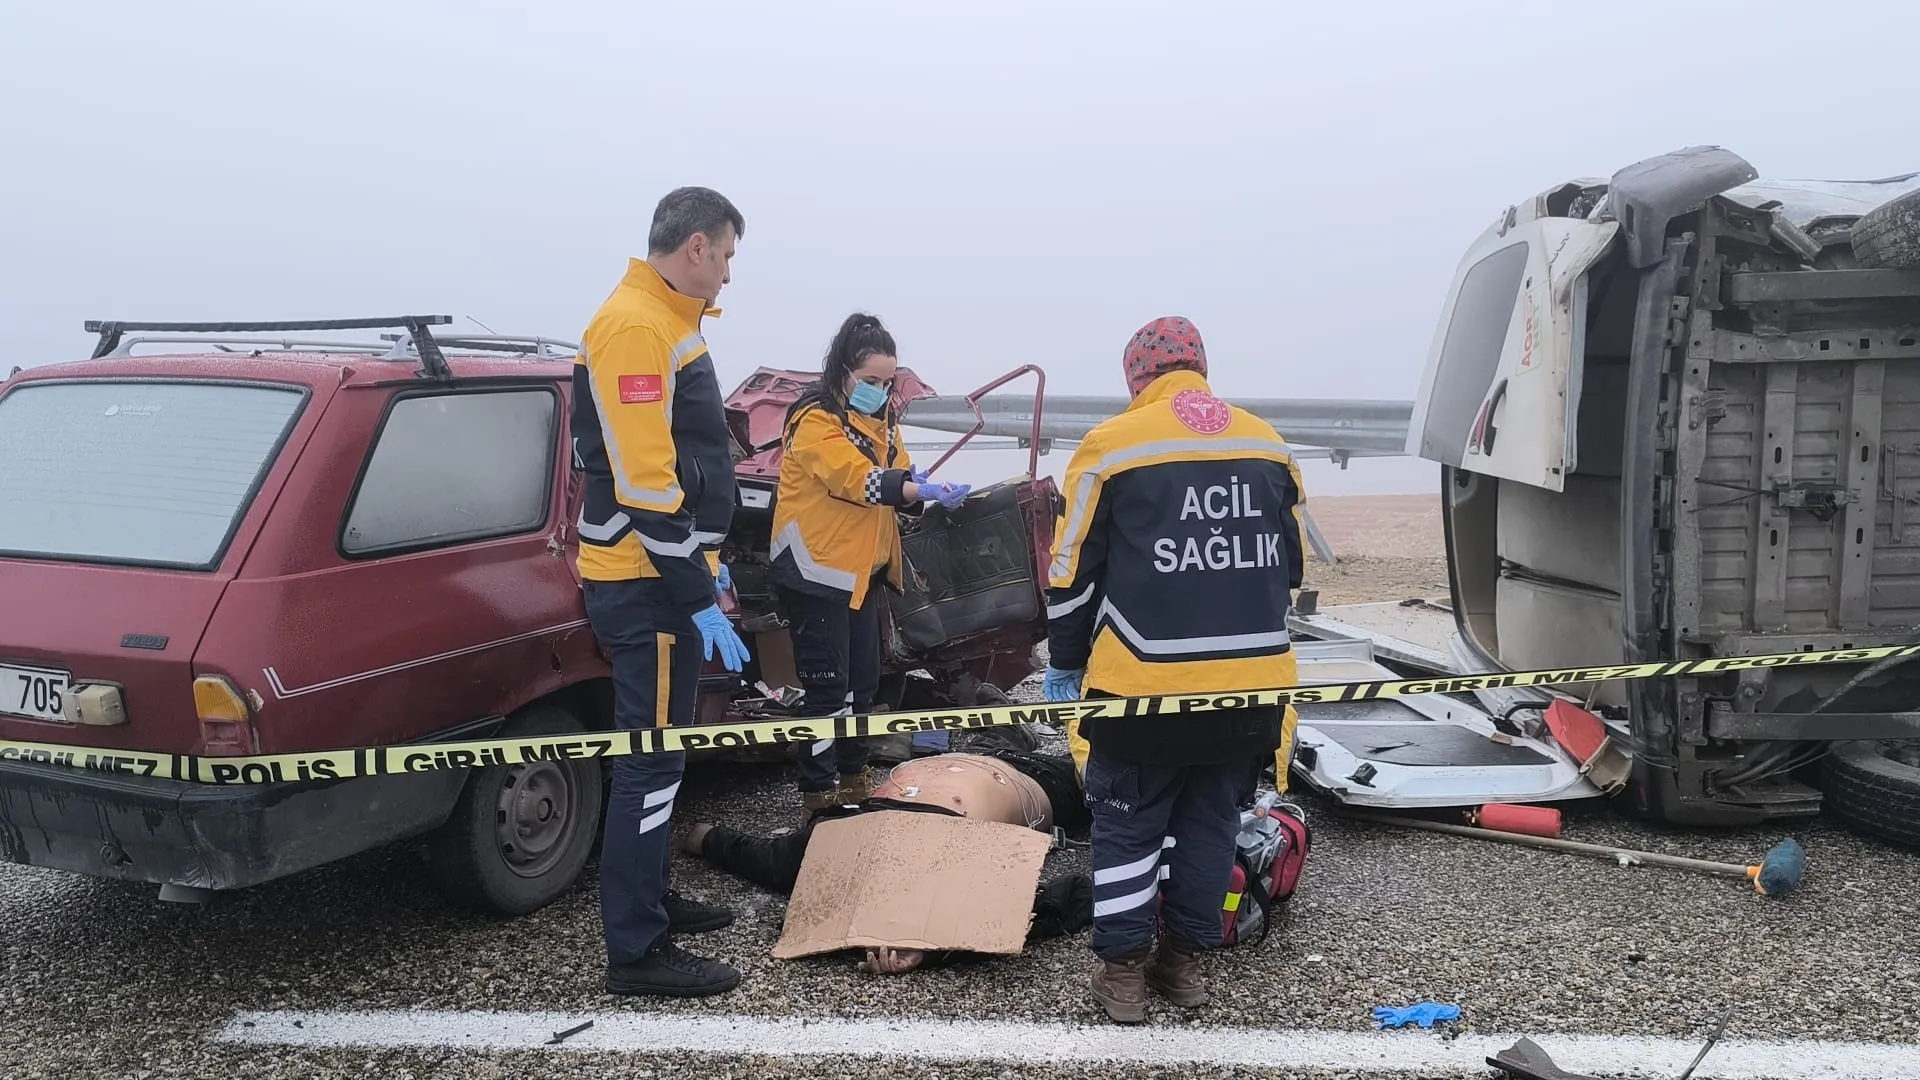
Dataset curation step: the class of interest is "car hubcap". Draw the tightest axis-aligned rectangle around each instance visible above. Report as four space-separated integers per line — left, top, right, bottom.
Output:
497 760 577 878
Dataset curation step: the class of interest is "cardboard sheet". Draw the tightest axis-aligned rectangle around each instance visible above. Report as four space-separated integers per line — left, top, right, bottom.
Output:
771 811 1050 960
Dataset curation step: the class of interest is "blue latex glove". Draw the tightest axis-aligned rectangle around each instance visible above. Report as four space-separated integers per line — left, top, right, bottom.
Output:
714 561 732 597
922 480 972 509
1372 1002 1461 1030
692 604 750 672
1042 666 1084 702
910 465 931 485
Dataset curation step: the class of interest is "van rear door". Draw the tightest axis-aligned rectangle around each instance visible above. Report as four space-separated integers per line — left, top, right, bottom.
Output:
1406 205 1618 492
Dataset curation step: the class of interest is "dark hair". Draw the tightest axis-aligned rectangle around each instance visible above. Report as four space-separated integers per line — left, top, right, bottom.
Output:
647 186 745 256
820 312 897 408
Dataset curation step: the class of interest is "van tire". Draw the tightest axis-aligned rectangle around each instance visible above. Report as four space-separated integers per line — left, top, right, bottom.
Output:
1848 190 1920 270
428 704 606 915
1822 740 1920 849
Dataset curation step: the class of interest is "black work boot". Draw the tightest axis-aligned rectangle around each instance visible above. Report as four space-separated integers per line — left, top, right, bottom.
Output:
1089 949 1152 1023
663 889 734 934
606 939 741 998
1145 936 1208 1007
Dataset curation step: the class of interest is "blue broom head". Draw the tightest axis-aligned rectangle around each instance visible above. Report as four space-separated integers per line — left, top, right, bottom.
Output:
1755 837 1806 896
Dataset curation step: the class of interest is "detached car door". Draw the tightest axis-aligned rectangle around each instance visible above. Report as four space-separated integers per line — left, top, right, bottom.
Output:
1405 202 1619 492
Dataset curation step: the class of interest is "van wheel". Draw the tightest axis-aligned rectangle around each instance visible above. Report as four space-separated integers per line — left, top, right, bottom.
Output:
1849 190 1920 270
1822 739 1920 849
428 705 606 915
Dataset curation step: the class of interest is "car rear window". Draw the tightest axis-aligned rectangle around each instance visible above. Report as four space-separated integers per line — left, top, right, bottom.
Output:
0 380 305 570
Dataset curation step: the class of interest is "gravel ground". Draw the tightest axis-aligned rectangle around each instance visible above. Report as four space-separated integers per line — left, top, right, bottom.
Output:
5 498 1917 1078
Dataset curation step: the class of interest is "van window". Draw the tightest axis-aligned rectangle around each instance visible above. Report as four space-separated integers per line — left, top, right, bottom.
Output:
0 380 305 570
1418 241 1529 464
342 388 557 556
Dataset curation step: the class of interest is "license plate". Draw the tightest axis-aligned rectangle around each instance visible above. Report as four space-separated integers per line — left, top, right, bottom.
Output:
1 663 71 723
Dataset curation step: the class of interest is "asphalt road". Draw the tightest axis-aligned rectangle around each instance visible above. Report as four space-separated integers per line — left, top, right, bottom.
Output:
5 722 1918 1080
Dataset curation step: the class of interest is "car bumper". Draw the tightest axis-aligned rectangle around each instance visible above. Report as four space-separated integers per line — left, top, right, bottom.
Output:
0 758 467 891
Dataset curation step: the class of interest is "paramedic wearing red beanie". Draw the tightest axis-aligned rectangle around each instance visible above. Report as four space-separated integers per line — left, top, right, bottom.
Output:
1042 316 1308 1023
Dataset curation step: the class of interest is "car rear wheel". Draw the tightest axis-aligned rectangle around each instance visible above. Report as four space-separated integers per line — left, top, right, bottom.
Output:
428 704 606 915
1822 739 1920 849
1849 189 1920 270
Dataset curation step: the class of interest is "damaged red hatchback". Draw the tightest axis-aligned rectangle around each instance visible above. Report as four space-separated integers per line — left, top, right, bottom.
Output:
0 317 1056 914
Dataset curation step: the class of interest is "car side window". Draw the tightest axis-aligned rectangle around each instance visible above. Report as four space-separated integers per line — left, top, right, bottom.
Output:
341 388 558 556
1417 241 1529 465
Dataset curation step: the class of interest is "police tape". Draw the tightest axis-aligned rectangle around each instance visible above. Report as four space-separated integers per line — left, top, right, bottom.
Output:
3 642 1917 786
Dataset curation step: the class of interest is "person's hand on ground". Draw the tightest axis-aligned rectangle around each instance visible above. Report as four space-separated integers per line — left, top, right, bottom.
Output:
1042 667 1084 702
678 822 715 856
692 604 750 671
860 946 927 975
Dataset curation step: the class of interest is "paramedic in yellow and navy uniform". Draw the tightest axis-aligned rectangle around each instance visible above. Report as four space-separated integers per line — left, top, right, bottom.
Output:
572 187 753 1001
1042 316 1307 1024
767 312 971 816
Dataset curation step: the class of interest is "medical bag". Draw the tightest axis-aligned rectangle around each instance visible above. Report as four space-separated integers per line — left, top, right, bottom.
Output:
1222 794 1310 948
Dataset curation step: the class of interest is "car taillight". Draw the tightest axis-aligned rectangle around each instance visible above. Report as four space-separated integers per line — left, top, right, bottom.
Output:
193 675 256 755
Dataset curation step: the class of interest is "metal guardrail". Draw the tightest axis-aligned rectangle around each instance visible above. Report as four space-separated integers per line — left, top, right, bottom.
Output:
902 393 1414 457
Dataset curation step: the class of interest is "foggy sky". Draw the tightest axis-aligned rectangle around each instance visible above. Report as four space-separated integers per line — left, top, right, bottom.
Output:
3 0 1913 496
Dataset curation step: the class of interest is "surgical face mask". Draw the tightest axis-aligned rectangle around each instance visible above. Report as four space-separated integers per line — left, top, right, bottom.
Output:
848 380 889 415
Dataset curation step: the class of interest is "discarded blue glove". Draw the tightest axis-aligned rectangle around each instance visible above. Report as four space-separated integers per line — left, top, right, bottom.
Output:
1042 666 1084 703
922 480 972 509
1373 1002 1461 1030
714 561 732 597
692 603 750 672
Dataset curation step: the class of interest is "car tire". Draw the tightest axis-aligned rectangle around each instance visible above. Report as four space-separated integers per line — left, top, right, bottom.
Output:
1822 739 1920 849
1848 189 1920 270
427 704 606 915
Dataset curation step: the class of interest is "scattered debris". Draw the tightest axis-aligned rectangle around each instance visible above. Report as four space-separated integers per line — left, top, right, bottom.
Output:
1372 1001 1461 1029
545 1019 593 1046
1675 1009 1733 1080
1487 1036 1597 1080
1350 812 1808 897
1468 803 1562 838
1488 1009 1731 1080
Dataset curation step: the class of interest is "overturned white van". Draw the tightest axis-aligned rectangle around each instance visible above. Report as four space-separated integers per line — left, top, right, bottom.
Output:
1406 146 1920 842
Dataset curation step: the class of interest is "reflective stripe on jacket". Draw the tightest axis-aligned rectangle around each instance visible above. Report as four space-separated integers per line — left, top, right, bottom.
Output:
768 396 917 610
1046 369 1306 764
570 259 735 611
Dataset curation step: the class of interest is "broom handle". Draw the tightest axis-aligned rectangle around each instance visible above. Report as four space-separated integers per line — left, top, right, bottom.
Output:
1354 813 1753 878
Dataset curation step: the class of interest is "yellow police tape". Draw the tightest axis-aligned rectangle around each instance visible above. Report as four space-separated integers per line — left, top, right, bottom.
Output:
3 643 1917 786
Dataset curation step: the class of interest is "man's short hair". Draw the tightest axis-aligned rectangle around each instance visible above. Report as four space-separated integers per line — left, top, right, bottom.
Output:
648 187 745 255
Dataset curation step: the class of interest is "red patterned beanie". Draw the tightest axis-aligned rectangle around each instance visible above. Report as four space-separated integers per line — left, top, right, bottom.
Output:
1122 316 1207 396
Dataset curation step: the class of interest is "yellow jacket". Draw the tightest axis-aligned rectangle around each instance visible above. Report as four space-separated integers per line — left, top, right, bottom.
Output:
769 395 917 610
571 260 734 609
1046 369 1307 776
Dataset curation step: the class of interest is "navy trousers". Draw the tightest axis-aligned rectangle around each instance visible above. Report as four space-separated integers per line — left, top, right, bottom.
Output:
776 581 882 793
1083 745 1242 959
581 578 702 966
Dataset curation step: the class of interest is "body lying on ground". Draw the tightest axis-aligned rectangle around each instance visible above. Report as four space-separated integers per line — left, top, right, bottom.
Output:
681 748 1093 973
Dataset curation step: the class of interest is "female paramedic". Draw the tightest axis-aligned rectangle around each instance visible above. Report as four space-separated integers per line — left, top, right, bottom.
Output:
767 312 970 816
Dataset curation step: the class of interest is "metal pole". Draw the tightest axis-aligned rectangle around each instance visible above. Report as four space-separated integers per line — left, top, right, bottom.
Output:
1299 507 1337 565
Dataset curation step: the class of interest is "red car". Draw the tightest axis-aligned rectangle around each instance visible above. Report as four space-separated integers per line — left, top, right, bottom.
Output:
0 316 1055 914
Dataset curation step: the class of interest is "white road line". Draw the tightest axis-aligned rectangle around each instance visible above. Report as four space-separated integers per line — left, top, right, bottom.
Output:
216 1009 1920 1078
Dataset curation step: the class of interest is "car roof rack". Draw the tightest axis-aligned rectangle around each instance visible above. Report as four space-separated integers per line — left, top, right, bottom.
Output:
83 317 577 378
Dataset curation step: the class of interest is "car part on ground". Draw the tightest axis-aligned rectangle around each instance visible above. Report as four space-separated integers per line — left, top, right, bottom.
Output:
1821 739 1920 849
1352 812 1807 898
1286 638 1601 809
428 705 605 915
